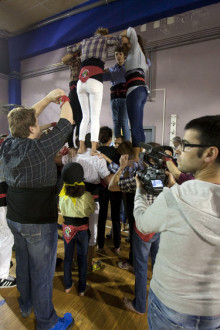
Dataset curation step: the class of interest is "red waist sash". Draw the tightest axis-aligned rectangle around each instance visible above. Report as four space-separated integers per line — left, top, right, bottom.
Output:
134 223 155 243
63 223 89 244
0 193 6 199
70 84 77 90
79 66 104 83
126 77 145 86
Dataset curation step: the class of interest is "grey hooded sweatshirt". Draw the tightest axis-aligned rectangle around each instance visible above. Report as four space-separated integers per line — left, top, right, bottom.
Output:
134 179 220 316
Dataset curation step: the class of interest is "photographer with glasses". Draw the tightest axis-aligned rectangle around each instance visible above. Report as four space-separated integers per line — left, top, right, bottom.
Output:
134 115 220 329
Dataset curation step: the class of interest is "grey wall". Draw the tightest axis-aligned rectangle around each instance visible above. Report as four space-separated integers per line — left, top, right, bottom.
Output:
146 38 220 143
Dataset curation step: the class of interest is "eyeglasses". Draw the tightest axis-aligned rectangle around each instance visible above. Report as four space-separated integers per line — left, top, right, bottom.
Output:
180 141 211 152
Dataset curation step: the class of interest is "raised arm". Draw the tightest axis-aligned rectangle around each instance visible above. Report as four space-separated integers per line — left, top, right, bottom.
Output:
99 153 112 164
32 89 66 117
59 96 74 124
108 154 129 191
121 27 138 52
40 122 56 132
165 158 181 180
67 42 81 54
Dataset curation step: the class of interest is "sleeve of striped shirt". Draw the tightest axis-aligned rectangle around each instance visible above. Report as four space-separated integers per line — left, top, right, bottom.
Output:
67 43 81 53
108 162 119 173
106 35 121 46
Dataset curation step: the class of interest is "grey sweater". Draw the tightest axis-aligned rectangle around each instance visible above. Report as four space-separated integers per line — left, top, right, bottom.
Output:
134 180 220 316
125 27 148 74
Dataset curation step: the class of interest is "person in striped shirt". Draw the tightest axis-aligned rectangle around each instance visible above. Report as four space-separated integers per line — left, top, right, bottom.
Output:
67 27 121 155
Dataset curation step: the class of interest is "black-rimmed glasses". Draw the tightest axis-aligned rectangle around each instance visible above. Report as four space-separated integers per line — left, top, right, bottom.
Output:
180 141 211 152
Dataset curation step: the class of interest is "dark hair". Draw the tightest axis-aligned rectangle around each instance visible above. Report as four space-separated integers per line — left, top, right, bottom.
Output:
146 142 161 148
65 185 86 198
99 126 112 144
115 135 124 140
137 35 147 60
185 115 220 164
114 45 128 57
85 133 92 148
163 145 174 156
117 140 134 156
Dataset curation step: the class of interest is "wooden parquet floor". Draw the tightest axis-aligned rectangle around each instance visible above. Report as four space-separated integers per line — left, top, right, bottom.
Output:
0 218 152 330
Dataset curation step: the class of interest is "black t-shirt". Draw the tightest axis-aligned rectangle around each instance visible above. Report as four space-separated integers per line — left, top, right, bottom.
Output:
98 146 120 165
7 186 58 224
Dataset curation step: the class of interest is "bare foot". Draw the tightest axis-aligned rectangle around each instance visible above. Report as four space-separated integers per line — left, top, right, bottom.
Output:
78 148 85 154
65 286 72 293
97 247 105 254
78 140 86 154
91 141 98 156
91 149 99 156
79 284 89 296
123 297 145 315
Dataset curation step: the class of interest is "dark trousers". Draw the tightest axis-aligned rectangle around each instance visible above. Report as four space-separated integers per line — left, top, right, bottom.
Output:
97 185 122 249
124 192 135 265
64 229 89 293
68 81 82 147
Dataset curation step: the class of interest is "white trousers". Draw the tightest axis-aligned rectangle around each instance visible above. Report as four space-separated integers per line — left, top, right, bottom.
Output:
89 202 99 247
0 207 14 279
77 79 103 142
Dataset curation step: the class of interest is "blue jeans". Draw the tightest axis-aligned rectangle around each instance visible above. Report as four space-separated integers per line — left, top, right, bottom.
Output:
148 289 220 329
111 98 130 141
132 230 160 313
64 229 89 293
7 219 58 330
126 86 148 147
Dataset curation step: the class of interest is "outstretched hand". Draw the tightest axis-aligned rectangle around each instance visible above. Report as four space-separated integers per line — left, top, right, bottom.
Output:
46 89 66 104
119 154 129 169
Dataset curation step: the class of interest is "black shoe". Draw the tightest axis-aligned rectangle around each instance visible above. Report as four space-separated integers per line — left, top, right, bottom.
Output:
56 258 63 268
0 275 16 288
